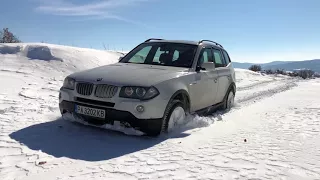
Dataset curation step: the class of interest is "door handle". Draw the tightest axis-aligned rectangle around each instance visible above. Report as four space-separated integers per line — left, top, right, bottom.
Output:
214 78 217 83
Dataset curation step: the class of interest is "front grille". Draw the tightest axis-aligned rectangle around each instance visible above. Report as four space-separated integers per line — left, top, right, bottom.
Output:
76 83 94 96
95 84 118 98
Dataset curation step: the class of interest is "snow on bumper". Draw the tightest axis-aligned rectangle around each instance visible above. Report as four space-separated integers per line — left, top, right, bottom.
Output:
59 87 167 119
62 112 145 136
59 88 166 134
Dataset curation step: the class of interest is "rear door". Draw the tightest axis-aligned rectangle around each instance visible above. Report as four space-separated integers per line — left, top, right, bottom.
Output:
212 48 231 103
189 47 218 111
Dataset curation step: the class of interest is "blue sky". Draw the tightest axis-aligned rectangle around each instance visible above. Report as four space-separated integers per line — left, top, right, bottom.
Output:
1 0 320 63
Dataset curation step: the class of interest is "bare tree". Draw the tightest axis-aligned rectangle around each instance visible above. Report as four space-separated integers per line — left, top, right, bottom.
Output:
249 65 262 72
265 69 274 74
293 69 315 79
275 69 287 75
0 28 21 43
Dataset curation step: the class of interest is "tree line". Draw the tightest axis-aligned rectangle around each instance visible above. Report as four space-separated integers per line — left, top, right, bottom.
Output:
248 64 317 79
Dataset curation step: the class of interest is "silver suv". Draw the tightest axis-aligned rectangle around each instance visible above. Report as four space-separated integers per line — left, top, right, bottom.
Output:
59 39 236 136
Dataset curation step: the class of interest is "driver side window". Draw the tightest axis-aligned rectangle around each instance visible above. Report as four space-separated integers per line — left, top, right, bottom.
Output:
212 48 225 67
198 48 213 66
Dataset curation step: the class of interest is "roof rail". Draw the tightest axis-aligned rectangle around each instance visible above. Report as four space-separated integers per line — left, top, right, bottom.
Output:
199 40 223 48
144 38 164 42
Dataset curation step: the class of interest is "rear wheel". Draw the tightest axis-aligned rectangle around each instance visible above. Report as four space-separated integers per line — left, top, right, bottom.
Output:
226 91 235 110
221 89 235 111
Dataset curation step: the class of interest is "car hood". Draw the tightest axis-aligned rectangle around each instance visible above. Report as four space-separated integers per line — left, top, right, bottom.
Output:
69 63 190 86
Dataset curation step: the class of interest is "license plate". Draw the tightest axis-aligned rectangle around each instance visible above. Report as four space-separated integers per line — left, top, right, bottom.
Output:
75 105 106 119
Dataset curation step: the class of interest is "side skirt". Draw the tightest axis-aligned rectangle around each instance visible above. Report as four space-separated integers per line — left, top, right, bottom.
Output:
193 102 224 116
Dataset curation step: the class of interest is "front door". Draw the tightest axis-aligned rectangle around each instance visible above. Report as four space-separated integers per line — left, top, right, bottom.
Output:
189 48 218 111
212 48 231 103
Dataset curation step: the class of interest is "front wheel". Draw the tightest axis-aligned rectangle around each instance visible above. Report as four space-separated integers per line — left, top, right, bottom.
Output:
162 100 186 133
145 100 186 136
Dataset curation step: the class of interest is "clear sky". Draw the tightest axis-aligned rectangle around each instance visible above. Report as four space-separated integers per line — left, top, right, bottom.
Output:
1 0 320 63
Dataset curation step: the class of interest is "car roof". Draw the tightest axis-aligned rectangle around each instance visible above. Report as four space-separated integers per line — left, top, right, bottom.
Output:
144 39 199 45
143 39 224 49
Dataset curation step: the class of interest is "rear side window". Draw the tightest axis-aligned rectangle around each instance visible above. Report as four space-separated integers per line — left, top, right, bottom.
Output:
212 49 226 67
222 50 231 64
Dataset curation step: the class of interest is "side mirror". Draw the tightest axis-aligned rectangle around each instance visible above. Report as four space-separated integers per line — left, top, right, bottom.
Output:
118 56 123 62
201 62 215 70
196 66 206 72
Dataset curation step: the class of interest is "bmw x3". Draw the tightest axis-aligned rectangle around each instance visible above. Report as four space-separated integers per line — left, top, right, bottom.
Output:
59 38 236 136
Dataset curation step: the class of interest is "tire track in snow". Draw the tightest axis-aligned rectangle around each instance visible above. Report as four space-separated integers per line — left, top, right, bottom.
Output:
235 79 297 107
237 79 275 91
179 78 298 134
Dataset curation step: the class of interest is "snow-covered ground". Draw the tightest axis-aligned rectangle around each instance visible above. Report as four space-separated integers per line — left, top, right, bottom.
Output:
0 43 319 180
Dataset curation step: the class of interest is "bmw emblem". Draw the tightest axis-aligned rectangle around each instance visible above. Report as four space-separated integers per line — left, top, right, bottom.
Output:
97 78 103 81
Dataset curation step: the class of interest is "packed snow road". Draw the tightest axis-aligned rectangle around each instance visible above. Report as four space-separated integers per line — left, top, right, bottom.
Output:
0 44 319 180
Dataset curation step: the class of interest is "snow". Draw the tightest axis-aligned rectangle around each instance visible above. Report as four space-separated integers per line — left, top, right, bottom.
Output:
1 43 320 180
62 113 145 136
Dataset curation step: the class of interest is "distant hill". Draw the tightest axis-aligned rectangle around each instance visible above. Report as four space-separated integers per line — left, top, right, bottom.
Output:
263 59 320 72
233 59 320 72
261 61 295 67
231 62 254 69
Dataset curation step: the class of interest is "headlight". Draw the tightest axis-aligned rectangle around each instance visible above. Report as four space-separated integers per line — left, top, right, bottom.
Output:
119 86 159 100
63 77 75 90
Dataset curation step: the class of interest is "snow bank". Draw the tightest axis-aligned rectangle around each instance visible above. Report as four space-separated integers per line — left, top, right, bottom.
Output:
0 43 120 80
0 44 21 54
24 45 62 61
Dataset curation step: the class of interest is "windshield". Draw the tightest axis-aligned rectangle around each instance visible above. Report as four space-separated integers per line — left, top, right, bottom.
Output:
119 42 197 68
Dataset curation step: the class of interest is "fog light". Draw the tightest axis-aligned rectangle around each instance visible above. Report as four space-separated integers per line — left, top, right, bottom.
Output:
136 105 144 112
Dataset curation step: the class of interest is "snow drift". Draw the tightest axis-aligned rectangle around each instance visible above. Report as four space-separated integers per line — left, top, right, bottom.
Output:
2 43 317 180
0 45 21 54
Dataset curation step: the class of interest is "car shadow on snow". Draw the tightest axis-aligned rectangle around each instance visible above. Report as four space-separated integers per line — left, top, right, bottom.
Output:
9 118 190 162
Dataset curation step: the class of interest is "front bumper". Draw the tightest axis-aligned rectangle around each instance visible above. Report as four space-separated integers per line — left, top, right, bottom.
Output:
59 88 168 119
59 100 163 134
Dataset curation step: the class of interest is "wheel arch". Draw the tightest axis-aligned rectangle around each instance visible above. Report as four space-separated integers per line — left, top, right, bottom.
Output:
166 89 191 113
223 82 236 102
229 82 236 94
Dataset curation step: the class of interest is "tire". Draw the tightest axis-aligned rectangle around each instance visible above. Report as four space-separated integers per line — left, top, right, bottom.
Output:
221 89 235 111
161 100 186 134
144 100 186 137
